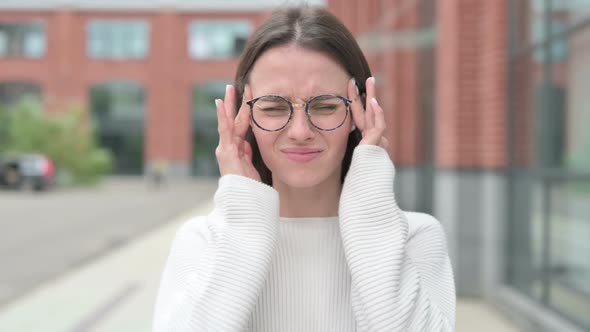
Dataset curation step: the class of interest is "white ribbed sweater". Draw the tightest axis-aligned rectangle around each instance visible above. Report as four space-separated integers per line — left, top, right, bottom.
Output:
153 145 456 331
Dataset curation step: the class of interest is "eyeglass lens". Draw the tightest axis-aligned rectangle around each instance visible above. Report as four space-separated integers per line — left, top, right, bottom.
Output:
251 95 348 131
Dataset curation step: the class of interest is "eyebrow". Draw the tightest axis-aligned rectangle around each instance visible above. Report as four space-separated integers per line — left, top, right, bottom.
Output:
275 93 341 101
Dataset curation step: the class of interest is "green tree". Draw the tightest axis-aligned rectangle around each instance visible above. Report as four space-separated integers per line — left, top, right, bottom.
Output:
0 99 113 185
0 104 10 151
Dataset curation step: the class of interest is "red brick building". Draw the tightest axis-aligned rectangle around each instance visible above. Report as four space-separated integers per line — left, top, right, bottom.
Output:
0 2 286 175
1 1 589 330
0 1 511 178
331 0 510 299
332 1 590 331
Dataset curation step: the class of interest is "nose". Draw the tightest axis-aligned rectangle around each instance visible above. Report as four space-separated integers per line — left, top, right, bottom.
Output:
286 103 315 141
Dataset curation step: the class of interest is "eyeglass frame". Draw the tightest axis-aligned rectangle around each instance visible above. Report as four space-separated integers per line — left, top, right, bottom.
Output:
245 94 353 132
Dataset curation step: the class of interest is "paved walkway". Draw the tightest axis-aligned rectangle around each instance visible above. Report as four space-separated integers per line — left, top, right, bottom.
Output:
0 177 217 308
457 299 521 332
0 199 522 332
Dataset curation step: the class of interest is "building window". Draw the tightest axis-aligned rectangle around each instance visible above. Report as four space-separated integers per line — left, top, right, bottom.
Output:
90 81 145 174
192 81 227 176
0 82 42 108
188 20 251 59
507 1 590 330
87 20 149 59
0 22 46 58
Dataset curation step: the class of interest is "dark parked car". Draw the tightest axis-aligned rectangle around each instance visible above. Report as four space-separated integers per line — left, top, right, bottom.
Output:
0 154 55 191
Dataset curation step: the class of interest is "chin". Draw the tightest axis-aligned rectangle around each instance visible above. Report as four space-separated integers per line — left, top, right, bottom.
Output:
279 175 324 189
271 166 340 189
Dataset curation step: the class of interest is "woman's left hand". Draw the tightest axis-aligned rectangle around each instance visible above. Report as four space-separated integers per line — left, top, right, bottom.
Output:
347 76 389 149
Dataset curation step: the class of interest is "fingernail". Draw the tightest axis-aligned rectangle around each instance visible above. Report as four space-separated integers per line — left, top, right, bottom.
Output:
226 84 232 93
215 99 221 107
372 97 378 105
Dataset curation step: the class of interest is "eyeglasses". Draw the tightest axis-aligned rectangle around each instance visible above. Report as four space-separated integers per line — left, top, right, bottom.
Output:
246 94 352 132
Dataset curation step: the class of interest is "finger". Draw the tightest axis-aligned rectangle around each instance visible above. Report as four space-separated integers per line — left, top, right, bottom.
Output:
224 84 235 120
216 99 232 146
365 77 376 129
371 97 386 133
359 98 385 146
235 84 253 137
347 78 365 131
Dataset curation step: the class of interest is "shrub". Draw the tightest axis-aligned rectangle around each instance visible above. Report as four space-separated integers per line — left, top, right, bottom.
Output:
0 98 113 185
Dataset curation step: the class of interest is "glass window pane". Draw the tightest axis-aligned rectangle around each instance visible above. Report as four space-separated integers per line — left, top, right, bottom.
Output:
87 20 149 59
552 0 590 27
0 31 7 56
548 181 590 328
508 2 590 330
24 28 45 58
566 28 590 172
188 20 252 59
90 81 145 174
0 22 45 58
0 82 42 108
192 81 226 176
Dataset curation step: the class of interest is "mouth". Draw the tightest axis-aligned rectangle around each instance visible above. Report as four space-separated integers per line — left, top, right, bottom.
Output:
281 148 323 163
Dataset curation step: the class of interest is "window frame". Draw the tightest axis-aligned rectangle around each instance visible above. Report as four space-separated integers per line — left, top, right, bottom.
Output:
0 21 47 59
86 19 150 60
187 19 252 60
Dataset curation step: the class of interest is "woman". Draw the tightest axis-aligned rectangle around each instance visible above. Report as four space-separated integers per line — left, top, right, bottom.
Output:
153 5 455 332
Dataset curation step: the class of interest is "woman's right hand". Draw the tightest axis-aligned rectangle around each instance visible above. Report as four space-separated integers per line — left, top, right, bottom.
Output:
215 84 261 181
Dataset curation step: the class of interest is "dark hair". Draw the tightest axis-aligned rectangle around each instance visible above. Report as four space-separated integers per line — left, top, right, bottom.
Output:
233 5 371 185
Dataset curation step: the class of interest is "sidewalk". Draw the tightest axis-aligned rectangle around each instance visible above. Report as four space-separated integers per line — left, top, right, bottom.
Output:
457 299 521 332
0 200 214 332
0 199 522 332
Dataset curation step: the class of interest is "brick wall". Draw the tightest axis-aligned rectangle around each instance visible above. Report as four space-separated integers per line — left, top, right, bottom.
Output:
436 0 508 169
0 9 261 171
1 1 511 172
331 0 509 170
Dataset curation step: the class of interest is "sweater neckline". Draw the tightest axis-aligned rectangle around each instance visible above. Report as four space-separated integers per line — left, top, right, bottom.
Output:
279 216 339 223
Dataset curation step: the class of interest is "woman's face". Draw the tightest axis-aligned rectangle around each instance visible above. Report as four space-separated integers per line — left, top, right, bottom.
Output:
248 45 353 189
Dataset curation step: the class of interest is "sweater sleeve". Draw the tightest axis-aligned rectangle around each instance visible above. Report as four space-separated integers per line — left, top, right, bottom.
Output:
339 145 456 332
152 175 279 332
